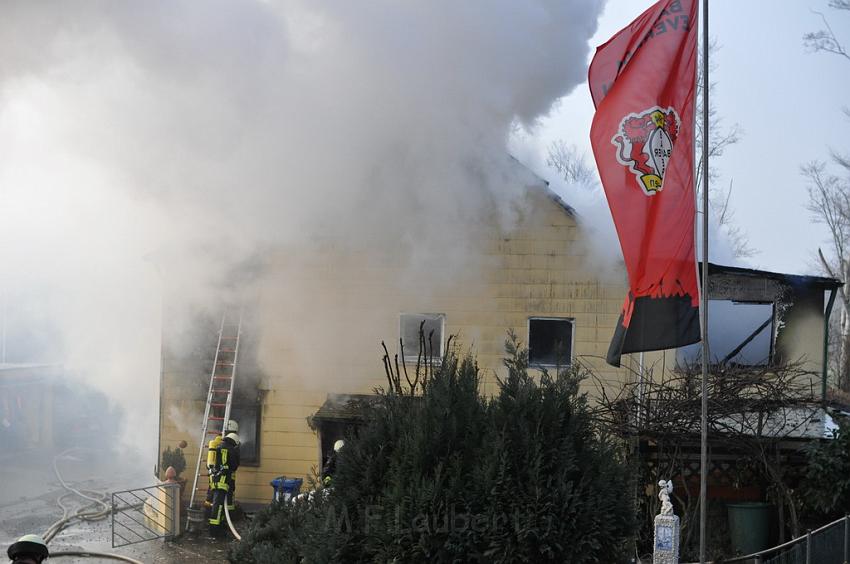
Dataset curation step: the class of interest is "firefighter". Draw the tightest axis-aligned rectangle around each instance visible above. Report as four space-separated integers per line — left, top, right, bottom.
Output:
7 534 49 564
225 432 240 511
322 439 345 487
222 420 240 511
208 431 240 536
204 420 238 514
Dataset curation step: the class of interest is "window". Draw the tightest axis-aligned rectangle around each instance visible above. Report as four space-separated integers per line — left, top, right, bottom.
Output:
229 404 261 465
400 313 445 361
528 317 574 366
677 300 774 366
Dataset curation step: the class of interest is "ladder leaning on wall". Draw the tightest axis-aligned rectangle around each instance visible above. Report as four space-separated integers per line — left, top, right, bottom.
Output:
186 308 243 524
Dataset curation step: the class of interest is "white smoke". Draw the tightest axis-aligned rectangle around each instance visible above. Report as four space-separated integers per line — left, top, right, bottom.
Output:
0 1 604 459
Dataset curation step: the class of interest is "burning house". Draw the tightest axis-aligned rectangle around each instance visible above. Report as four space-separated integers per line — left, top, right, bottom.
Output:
156 176 844 514
156 177 637 508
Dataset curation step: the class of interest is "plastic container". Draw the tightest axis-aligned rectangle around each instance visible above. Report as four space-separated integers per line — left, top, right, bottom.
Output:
270 476 303 503
727 502 772 556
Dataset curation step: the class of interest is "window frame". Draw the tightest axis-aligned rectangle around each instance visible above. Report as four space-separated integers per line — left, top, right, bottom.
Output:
228 402 262 467
683 299 776 367
527 316 576 368
399 312 446 363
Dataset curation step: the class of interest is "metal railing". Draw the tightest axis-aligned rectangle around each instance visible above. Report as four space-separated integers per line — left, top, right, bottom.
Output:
723 514 850 564
111 483 181 548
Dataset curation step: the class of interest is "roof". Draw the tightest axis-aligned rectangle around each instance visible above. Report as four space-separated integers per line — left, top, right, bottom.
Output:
715 405 839 440
0 363 58 371
309 393 382 424
541 185 577 217
507 154 577 217
707 262 842 290
0 364 59 386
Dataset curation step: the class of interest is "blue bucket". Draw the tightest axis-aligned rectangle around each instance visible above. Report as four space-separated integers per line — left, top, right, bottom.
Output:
270 476 303 503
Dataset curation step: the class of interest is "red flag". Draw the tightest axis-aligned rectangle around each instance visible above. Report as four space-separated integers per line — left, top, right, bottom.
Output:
589 0 700 367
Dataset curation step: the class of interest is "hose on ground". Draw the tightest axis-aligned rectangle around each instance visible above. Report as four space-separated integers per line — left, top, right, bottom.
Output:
37 448 144 563
42 448 113 544
48 550 145 563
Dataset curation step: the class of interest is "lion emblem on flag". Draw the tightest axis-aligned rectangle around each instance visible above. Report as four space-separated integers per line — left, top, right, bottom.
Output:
612 106 680 196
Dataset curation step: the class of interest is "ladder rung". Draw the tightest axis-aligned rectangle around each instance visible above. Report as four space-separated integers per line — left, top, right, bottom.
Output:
210 403 227 407
212 376 232 380
211 389 230 393
209 416 225 421
216 362 234 366
219 348 236 353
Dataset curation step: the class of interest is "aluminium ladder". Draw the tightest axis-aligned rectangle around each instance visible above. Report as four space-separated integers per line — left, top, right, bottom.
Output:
186 308 243 522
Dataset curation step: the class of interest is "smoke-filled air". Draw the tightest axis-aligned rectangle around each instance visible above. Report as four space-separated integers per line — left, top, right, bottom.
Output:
0 1 604 459
6 2 841 563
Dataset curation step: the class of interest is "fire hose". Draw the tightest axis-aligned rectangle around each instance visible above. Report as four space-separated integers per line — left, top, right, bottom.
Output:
41 449 144 563
224 501 241 540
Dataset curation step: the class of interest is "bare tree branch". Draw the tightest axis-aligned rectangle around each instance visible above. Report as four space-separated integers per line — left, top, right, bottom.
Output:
804 8 850 61
546 141 597 186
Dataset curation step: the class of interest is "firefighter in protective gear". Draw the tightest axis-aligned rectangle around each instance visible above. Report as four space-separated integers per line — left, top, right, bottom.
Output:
208 431 240 536
204 420 237 512
322 439 345 487
7 534 49 563
224 419 240 509
224 432 240 511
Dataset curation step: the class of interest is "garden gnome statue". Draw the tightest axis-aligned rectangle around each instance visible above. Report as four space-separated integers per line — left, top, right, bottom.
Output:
653 479 680 564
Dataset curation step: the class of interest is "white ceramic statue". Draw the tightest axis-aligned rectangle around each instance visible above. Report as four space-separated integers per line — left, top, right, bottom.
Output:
657 479 674 516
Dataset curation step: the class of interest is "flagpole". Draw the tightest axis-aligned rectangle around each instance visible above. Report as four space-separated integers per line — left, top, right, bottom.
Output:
699 0 710 562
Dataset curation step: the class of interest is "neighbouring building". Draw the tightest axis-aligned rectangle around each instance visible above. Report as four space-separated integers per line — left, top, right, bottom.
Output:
0 364 58 452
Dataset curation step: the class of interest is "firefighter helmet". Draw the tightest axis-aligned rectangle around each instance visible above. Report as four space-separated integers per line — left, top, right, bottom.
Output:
333 439 345 452
226 432 240 445
7 534 49 562
225 420 239 433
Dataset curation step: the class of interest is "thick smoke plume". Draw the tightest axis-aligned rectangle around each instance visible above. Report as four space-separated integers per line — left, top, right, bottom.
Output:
0 1 604 458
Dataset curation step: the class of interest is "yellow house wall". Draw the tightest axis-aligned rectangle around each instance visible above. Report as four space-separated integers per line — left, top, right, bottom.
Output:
158 189 641 505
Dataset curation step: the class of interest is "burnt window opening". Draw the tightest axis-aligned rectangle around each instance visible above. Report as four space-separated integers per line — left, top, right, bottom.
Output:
319 420 350 474
528 317 574 367
678 300 775 367
310 394 379 477
400 313 445 362
229 402 261 466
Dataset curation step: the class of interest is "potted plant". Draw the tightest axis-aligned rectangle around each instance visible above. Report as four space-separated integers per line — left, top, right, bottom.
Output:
161 445 188 495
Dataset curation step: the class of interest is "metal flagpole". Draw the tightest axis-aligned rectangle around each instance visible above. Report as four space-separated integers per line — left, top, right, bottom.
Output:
699 0 710 561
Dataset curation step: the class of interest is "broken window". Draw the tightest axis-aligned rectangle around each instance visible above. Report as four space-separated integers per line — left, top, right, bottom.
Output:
229 403 260 465
400 313 445 361
528 317 574 367
678 300 774 366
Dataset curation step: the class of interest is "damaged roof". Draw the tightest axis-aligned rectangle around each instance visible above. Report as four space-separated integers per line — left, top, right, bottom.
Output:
707 262 842 289
508 154 577 217
309 393 382 424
